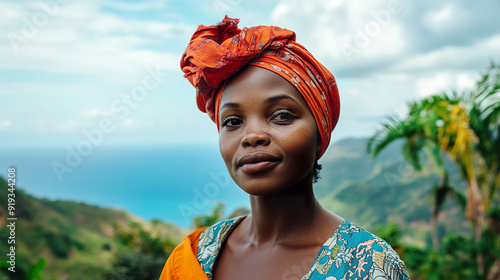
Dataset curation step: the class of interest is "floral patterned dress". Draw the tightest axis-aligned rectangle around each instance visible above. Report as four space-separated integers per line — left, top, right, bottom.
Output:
196 216 410 280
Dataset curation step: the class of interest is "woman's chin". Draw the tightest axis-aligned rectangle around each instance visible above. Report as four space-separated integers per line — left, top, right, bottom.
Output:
237 181 289 197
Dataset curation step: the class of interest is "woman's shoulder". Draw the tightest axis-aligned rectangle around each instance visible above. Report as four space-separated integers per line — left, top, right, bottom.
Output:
306 219 410 279
334 219 394 248
198 215 246 243
196 216 246 276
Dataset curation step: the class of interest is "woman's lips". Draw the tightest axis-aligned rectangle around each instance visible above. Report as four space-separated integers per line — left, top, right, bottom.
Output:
237 152 281 173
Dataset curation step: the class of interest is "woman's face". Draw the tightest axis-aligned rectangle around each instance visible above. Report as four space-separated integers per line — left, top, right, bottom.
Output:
218 66 320 196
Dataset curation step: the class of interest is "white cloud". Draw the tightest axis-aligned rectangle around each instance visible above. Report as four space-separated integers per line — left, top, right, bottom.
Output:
56 119 78 132
123 118 133 126
394 34 500 73
416 73 453 98
80 108 114 118
423 4 454 30
456 73 477 91
0 2 25 24
269 0 409 75
325 0 343 10
415 71 477 98
0 0 190 83
0 82 95 96
268 0 500 78
270 3 291 21
0 120 12 130
86 13 193 38
102 0 167 11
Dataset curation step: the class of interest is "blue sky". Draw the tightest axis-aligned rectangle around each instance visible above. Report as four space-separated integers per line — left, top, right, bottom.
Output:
1 0 500 150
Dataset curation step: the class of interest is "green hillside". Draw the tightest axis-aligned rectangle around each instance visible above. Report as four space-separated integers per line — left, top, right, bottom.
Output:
0 177 187 280
318 137 469 247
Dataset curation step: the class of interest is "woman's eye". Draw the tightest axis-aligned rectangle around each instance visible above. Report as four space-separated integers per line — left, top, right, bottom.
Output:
222 118 242 128
273 111 296 123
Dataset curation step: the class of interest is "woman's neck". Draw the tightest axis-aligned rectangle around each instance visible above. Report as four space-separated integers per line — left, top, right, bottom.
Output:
243 177 337 247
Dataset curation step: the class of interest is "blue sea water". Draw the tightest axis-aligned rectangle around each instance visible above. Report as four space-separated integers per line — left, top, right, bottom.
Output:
0 144 250 228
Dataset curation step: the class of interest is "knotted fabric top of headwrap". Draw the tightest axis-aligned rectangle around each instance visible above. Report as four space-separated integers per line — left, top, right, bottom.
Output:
181 16 340 159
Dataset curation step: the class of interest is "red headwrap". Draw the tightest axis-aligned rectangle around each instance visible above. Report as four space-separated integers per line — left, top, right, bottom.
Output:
181 16 340 159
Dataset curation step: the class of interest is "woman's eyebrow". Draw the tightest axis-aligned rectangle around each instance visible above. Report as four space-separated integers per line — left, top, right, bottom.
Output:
266 95 299 104
220 102 240 111
220 95 298 112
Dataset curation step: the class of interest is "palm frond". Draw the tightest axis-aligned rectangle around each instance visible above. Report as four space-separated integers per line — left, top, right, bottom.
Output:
367 115 408 157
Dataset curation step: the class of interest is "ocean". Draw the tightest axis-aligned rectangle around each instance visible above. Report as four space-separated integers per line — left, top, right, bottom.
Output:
0 144 250 228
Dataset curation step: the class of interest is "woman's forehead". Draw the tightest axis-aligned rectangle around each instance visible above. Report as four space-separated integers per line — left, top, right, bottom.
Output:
220 66 303 104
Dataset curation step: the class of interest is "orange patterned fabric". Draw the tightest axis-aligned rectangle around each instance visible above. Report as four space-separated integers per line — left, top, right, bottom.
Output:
158 227 208 280
181 16 340 159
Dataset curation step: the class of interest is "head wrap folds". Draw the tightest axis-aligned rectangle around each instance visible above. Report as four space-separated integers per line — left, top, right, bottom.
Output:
181 16 340 159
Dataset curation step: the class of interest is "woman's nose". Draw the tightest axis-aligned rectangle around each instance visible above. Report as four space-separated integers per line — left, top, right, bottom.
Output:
241 121 270 148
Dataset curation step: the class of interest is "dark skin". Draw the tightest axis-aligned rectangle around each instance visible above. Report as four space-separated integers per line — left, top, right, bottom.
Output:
214 66 343 280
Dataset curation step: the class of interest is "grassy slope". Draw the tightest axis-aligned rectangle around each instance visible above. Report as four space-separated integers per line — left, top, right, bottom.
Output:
0 177 187 279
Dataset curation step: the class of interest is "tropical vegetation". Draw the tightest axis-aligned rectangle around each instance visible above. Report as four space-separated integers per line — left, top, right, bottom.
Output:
367 62 500 279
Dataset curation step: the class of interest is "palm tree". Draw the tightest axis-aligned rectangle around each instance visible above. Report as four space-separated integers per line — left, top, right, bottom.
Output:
367 62 500 276
467 62 500 212
366 94 467 249
464 62 500 276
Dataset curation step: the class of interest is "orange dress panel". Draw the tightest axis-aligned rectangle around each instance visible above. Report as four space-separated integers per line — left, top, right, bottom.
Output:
159 227 209 280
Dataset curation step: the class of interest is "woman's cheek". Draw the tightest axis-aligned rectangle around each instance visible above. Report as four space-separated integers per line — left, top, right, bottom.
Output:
219 133 238 170
286 126 318 166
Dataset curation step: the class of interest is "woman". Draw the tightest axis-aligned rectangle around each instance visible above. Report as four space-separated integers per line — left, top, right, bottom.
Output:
160 16 410 280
